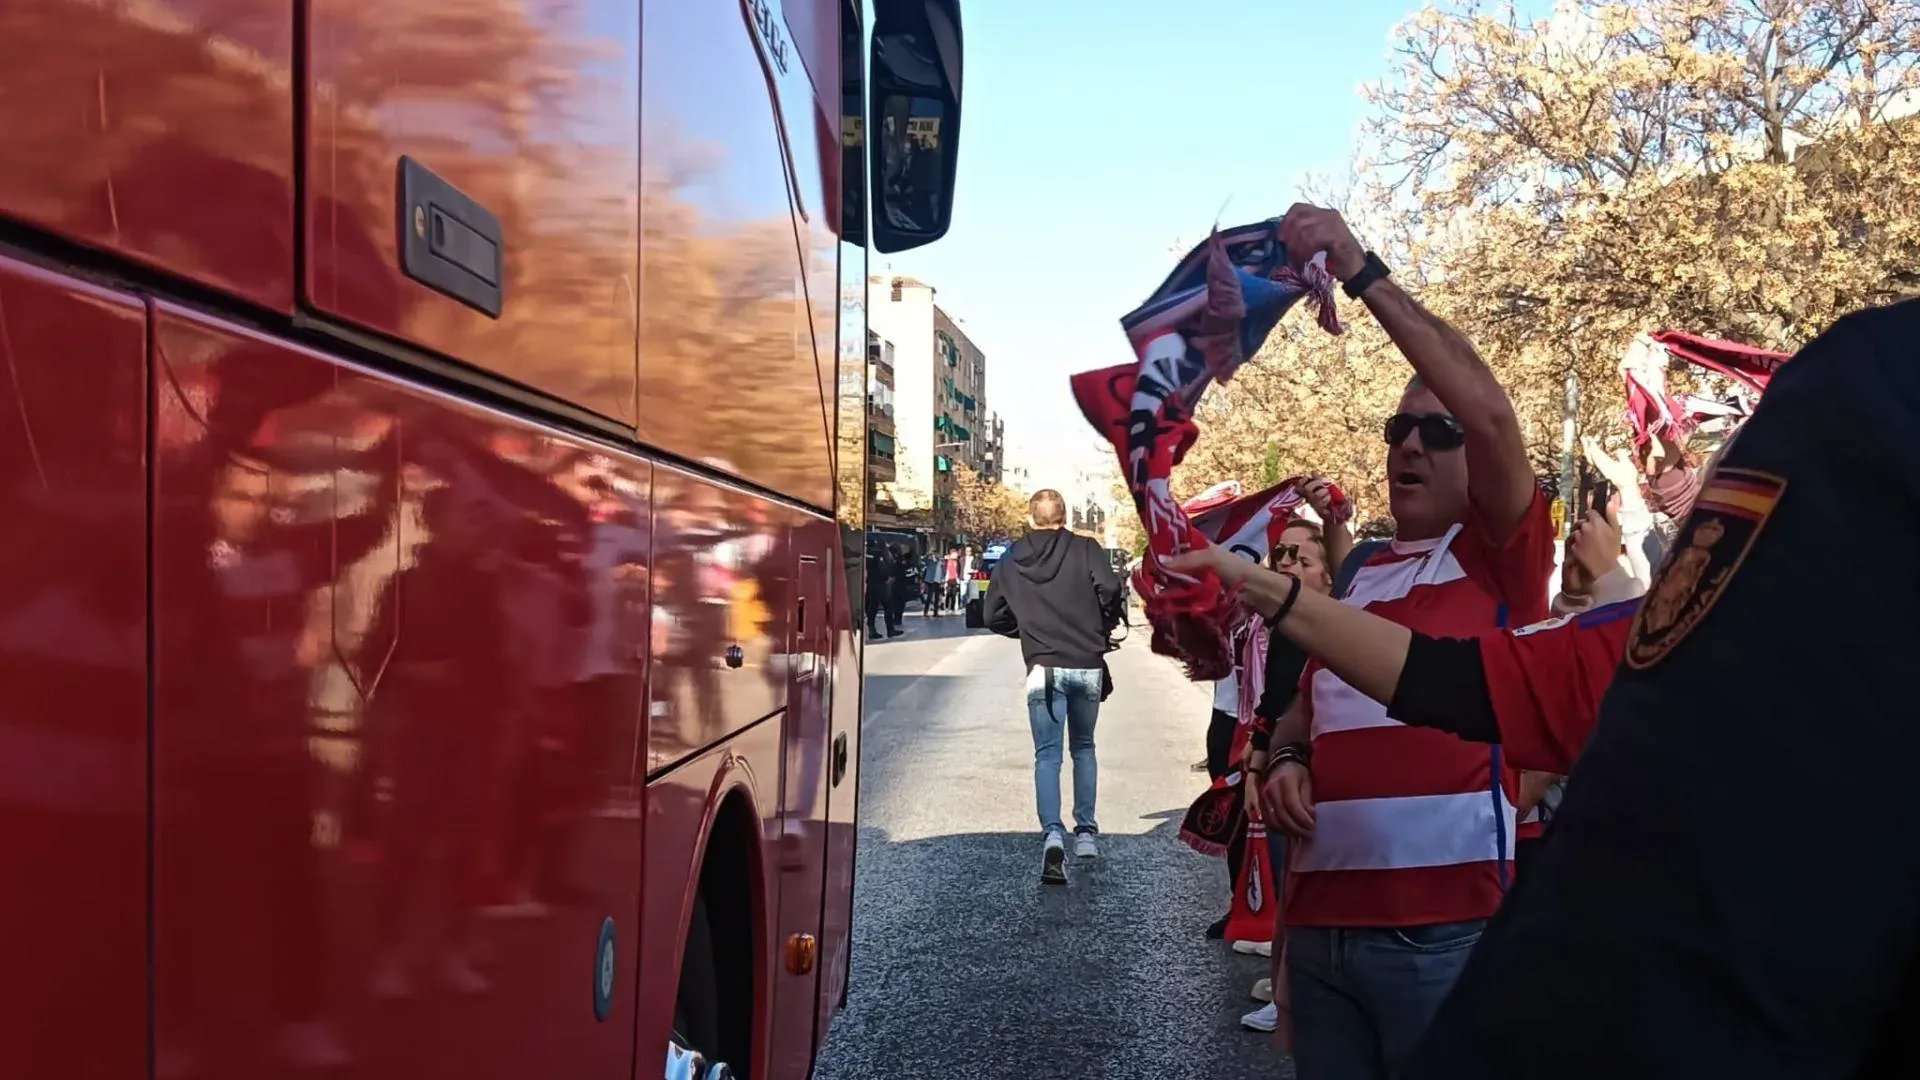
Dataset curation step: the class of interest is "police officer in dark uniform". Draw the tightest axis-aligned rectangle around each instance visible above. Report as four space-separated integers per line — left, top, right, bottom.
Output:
1398 297 1920 1079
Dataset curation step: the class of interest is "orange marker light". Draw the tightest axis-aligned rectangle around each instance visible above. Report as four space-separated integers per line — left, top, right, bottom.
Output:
785 934 817 976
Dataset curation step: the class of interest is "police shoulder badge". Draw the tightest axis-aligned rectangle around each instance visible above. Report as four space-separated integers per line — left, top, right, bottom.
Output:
1626 467 1787 669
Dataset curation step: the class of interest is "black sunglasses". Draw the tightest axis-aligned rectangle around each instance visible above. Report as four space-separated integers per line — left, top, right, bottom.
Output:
1384 412 1466 451
1268 542 1308 567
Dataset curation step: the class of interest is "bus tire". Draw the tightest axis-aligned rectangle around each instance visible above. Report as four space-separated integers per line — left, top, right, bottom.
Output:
672 847 753 1079
674 894 722 1064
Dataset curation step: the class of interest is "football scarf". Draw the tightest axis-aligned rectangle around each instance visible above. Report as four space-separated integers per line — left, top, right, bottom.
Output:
1621 331 1789 447
1177 767 1244 859
1225 820 1278 944
1071 224 1342 680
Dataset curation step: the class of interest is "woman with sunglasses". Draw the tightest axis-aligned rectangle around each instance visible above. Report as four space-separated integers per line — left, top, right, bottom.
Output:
1205 485 1349 940
1235 502 1349 1042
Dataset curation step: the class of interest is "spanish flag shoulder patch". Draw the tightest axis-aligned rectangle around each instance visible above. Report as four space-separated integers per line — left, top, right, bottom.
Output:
1626 468 1787 670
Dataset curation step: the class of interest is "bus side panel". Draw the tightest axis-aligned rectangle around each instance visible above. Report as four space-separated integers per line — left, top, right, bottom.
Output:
151 305 647 1080
639 721 784 1078
635 0 834 508
304 0 641 426
0 0 297 311
646 464 791 774
0 257 148 1080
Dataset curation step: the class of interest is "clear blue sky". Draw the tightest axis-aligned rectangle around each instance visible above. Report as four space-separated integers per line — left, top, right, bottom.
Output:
879 0 1546 480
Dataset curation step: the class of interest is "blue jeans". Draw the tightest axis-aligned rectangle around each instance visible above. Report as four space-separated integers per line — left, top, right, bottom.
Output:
1025 666 1101 835
1286 920 1485 1079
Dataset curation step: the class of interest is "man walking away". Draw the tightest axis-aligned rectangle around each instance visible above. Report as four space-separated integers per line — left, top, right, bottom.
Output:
985 490 1123 884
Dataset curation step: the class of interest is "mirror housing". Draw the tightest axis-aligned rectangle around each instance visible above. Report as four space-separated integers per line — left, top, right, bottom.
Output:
868 0 963 253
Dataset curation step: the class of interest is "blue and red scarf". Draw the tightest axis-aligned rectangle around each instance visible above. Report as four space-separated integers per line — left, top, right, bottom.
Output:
1072 223 1342 680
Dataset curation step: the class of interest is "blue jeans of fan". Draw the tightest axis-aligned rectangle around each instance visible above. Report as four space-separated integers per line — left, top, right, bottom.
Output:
1025 666 1101 835
1286 919 1486 1079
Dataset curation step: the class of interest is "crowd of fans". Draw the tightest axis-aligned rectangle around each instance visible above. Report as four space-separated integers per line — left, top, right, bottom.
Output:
1129 204 1920 1078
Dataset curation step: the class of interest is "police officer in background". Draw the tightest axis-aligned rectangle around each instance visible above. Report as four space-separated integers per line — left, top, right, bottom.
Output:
1401 296 1920 1078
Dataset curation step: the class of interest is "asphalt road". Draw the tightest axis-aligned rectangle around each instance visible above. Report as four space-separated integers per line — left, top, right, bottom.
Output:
814 611 1293 1080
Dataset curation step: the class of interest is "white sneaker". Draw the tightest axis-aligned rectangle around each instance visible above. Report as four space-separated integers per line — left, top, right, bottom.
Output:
1241 1002 1279 1033
1041 831 1067 885
1231 939 1274 957
1250 977 1273 1003
1073 832 1098 859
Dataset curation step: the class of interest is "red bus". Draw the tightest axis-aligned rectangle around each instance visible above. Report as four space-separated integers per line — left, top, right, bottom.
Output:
0 0 961 1077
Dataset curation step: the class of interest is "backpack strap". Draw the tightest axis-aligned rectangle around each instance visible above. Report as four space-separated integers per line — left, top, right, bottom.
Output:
1331 539 1386 600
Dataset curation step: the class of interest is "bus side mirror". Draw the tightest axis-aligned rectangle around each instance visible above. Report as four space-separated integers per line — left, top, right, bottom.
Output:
869 0 963 253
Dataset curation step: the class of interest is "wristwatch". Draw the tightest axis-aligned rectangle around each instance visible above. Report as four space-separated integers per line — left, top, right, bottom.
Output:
1343 251 1392 299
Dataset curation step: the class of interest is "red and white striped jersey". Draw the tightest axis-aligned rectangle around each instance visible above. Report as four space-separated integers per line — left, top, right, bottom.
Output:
1287 492 1554 928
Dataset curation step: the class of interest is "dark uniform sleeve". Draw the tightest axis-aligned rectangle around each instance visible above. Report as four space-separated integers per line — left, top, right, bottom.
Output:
1406 302 1920 1080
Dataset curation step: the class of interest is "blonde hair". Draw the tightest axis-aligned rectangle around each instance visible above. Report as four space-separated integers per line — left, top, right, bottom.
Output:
1029 489 1066 528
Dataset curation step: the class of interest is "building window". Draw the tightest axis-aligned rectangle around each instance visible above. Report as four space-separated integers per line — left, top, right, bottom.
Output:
935 455 950 472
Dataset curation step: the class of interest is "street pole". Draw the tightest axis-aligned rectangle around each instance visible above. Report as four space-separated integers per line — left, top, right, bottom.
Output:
1559 367 1580 540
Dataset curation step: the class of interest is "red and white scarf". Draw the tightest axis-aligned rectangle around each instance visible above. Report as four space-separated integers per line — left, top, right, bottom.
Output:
1621 331 1790 447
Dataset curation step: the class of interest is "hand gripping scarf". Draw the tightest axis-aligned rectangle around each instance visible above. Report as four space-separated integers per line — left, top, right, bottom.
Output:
1621 331 1790 447
1071 223 1343 680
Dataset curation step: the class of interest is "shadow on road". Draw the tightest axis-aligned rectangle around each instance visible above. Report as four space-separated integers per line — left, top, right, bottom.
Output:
816 812 1293 1080
862 610 991 647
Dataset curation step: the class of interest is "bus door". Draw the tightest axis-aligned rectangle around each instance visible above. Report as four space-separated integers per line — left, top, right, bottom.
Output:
772 525 834 1075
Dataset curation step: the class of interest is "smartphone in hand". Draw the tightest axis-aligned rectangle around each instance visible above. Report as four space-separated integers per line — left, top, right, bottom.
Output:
1587 478 1613 520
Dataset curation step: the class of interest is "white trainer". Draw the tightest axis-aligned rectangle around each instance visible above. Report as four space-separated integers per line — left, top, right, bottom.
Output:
1250 977 1273 1003
1041 831 1067 884
1073 832 1098 859
1241 1002 1279 1033
1231 939 1274 957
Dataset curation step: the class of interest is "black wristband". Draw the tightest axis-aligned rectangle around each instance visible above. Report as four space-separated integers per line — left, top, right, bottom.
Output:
1343 251 1391 299
1263 573 1304 629
1271 741 1312 768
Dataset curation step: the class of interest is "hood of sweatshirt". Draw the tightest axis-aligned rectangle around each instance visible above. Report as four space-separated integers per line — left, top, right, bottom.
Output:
1009 528 1075 585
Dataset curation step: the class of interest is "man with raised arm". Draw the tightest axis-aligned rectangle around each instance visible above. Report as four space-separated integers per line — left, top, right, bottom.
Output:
1251 206 1556 1080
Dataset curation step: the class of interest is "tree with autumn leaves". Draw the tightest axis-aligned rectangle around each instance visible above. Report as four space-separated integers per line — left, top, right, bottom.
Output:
941 461 1029 545
1175 0 1920 525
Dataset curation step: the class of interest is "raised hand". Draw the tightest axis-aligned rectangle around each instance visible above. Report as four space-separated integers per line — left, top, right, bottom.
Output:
1302 476 1337 518
1278 204 1367 281
1581 435 1638 493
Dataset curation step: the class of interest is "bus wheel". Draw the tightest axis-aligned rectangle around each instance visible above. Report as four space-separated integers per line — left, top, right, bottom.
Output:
668 894 737 1080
